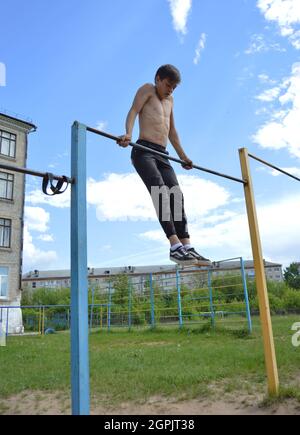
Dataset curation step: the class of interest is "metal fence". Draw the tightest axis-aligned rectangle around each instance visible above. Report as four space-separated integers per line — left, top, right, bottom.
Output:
0 258 252 336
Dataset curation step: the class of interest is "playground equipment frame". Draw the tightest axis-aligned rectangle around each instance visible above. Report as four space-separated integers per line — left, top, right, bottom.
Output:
5 119 297 414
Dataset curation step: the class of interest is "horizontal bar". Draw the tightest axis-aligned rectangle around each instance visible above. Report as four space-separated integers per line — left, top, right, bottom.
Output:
248 153 300 182
213 256 242 264
86 126 246 185
0 162 73 184
0 304 109 310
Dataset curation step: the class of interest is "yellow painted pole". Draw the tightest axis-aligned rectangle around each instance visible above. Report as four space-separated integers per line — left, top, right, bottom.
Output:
239 148 279 396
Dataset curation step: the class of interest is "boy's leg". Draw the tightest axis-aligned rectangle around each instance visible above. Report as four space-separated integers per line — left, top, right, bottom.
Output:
157 159 190 240
131 149 196 265
158 159 212 265
131 148 177 239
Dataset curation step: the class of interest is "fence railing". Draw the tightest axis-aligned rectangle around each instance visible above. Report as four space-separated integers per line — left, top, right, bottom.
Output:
0 258 252 335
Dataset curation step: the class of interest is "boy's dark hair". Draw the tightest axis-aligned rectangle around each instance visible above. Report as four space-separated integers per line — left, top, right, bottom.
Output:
155 64 181 84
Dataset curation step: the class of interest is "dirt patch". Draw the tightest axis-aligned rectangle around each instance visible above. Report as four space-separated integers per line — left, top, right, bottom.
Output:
1 391 300 415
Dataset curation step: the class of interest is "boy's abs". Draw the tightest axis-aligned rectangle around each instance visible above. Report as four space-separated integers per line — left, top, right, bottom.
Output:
138 95 171 147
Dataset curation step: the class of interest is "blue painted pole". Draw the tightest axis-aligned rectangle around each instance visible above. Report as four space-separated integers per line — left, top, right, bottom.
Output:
128 279 132 331
176 269 183 328
240 257 253 333
149 273 155 328
90 287 95 331
71 121 90 415
108 282 112 331
208 270 215 328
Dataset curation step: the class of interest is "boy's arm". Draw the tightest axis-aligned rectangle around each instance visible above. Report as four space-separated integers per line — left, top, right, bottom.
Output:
169 108 193 170
118 84 152 147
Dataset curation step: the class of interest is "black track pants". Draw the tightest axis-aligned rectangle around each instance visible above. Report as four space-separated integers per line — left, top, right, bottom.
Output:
131 139 190 240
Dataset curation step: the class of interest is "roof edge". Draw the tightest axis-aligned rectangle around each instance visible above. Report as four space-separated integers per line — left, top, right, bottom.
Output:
0 112 37 131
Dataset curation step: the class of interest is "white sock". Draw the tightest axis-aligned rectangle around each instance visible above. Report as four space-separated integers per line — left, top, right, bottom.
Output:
170 243 183 251
183 244 192 250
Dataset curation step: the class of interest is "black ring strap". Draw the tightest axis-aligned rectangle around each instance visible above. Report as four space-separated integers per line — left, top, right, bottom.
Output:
42 172 69 196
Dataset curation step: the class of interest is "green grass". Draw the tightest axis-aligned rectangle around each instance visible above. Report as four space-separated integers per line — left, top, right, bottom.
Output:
0 315 300 406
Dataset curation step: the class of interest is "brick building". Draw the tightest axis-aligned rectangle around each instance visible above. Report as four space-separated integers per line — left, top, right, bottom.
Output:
0 112 36 332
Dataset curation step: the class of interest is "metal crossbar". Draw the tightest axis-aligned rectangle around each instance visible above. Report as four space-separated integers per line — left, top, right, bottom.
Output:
86 126 246 185
0 162 73 184
248 153 300 182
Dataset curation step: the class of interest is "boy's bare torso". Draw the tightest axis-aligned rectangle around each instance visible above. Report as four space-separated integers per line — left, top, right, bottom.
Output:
138 84 173 148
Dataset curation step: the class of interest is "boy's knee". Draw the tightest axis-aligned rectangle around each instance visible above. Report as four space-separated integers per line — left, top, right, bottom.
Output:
150 175 164 187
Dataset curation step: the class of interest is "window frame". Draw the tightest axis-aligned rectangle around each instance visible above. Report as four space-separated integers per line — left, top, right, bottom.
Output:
0 218 12 248
0 171 14 200
0 129 16 158
0 266 9 299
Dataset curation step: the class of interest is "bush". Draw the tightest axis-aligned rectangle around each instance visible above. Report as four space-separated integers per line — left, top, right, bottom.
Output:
284 289 300 310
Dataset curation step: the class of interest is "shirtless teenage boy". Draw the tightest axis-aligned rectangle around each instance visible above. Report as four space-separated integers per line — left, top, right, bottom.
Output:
118 64 211 266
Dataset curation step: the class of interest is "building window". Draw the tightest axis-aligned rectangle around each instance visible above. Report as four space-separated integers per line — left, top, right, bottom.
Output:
0 130 16 158
0 267 9 297
0 218 11 247
0 172 14 200
32 282 36 288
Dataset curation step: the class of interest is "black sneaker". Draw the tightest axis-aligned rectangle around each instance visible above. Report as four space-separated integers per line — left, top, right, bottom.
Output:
185 247 212 266
170 245 197 265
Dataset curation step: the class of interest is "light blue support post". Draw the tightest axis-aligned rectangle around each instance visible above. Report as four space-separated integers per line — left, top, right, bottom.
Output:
107 282 112 331
71 121 89 416
240 257 252 333
89 287 95 331
128 279 132 331
208 270 215 328
176 269 183 328
149 273 155 328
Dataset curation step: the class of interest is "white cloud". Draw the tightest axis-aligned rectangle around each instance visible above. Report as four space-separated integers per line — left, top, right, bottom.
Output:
247 34 285 54
25 206 50 233
257 0 300 28
140 193 300 268
255 86 282 102
38 234 54 242
258 74 277 85
96 120 108 131
168 0 192 36
257 0 300 49
87 172 230 222
193 33 207 65
23 207 58 270
26 188 70 208
87 173 154 222
23 226 57 271
268 166 300 178
253 62 300 158
289 29 300 49
245 34 285 54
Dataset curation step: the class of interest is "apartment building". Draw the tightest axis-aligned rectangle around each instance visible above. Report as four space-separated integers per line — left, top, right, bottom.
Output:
22 260 283 293
0 112 36 332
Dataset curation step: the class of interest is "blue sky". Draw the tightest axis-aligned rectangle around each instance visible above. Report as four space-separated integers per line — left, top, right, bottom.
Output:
1 0 300 272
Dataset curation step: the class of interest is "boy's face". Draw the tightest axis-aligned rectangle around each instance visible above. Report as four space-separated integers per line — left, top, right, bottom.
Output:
155 76 178 99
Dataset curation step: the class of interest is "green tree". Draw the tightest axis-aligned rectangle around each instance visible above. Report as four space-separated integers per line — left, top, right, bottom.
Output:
111 274 130 307
284 263 300 290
